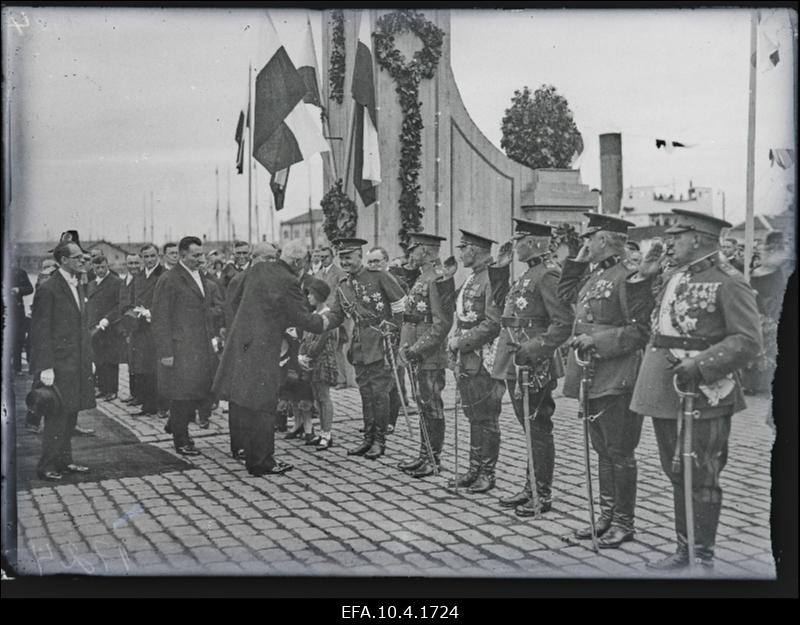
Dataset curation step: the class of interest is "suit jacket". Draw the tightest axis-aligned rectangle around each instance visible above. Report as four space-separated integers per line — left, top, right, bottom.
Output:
631 253 762 419
129 264 165 374
87 273 124 364
151 263 217 400
559 255 652 399
224 268 249 329
212 259 325 412
489 256 574 380
29 271 96 414
221 262 249 290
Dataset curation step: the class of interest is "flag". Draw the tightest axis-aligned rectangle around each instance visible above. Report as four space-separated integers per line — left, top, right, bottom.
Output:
296 16 322 108
769 148 795 169
270 167 290 211
235 110 246 174
757 11 781 72
351 12 381 206
252 15 330 174
655 139 696 153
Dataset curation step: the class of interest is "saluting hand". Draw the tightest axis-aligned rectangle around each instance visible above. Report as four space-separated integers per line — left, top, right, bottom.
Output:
574 242 592 263
496 240 514 267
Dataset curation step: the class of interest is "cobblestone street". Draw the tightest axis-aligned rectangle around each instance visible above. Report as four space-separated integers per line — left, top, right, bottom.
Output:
12 365 777 579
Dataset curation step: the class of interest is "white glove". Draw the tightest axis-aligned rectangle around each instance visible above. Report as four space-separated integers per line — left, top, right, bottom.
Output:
98 318 109 331
286 327 298 339
40 368 55 386
142 309 152 323
92 362 96 374
211 337 220 353
298 354 313 371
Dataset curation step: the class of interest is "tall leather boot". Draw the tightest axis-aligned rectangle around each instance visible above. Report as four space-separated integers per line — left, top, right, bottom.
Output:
469 424 499 493
647 482 690 571
575 456 615 539
599 458 637 548
397 419 427 472
694 497 721 570
515 433 555 516
365 413 386 459
448 421 481 489
410 417 444 478
348 398 374 456
499 473 531 508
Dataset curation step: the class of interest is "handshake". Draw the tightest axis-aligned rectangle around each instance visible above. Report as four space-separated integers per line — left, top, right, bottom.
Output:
133 306 152 322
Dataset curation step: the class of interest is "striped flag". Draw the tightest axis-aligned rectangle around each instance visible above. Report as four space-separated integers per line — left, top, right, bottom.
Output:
351 12 381 207
297 16 322 108
270 167 290 211
235 110 246 174
769 148 795 169
252 14 329 174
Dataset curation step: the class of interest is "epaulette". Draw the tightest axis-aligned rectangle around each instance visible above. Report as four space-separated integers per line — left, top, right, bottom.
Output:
338 275 349 284
718 259 742 278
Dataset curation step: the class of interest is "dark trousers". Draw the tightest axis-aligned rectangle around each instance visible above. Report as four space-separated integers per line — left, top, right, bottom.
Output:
139 372 158 413
355 360 393 446
129 372 141 400
652 414 731 559
96 363 119 395
228 402 247 456
37 410 78 475
413 368 446 458
457 367 503 477
168 399 202 449
388 366 409 428
506 377 556 501
12 312 28 373
231 401 277 475
587 393 643 532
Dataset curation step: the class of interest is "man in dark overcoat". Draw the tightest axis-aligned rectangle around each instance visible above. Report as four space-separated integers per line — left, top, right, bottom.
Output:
151 236 217 455
87 254 123 399
129 244 164 416
118 253 141 404
212 240 327 475
29 240 96 481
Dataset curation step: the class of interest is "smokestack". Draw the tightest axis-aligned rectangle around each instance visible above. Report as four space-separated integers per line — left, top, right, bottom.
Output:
599 133 622 214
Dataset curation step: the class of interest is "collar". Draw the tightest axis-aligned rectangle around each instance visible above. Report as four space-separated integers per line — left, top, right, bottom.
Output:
58 267 78 286
95 272 108 285
179 260 199 276
592 254 622 273
236 261 250 272
683 252 719 275
525 254 548 268
145 265 158 278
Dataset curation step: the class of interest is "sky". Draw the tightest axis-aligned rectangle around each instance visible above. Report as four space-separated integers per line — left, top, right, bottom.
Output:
3 6 796 244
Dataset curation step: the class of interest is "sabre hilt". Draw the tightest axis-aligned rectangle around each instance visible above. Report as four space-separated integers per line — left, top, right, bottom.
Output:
672 374 700 399
574 347 595 368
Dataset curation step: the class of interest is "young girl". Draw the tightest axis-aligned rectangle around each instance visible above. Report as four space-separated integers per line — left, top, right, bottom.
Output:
298 278 338 450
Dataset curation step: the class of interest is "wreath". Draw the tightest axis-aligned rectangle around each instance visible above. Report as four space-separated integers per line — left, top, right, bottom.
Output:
373 10 444 248
328 10 345 105
321 179 358 242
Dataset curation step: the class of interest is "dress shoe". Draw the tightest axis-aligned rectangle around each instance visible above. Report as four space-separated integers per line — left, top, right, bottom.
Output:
447 469 479 489
514 498 552 517
467 474 495 494
132 409 156 417
409 460 439 478
574 516 612 540
26 424 40 434
38 471 63 482
158 409 170 419
386 424 395 434
598 525 635 549
95 390 105 398
498 489 531 508
304 434 320 446
252 460 293 476
164 422 173 435
198 417 210 429
335 383 348 391
175 445 199 457
646 550 689 571
102 393 118 401
72 426 96 437
397 456 425 472
63 464 90 473
284 425 304 440
233 449 246 461
364 441 385 460
347 440 373 456
315 437 333 451
126 398 143 406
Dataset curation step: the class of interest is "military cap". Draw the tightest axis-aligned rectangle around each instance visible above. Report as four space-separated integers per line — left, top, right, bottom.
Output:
407 232 447 251
456 229 497 250
332 238 369 255
626 240 640 252
664 209 732 237
581 213 635 237
511 218 553 239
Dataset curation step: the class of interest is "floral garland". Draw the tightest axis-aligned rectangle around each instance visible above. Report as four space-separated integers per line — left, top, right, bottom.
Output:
321 179 358 242
373 10 444 248
328 9 345 104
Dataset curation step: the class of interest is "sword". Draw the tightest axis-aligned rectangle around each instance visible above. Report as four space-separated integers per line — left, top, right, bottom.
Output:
452 350 462 495
520 365 542 518
575 347 598 553
673 375 700 571
406 360 439 477
382 329 415 438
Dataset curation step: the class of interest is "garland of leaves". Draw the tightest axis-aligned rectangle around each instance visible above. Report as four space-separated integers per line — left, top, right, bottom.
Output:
328 10 345 104
321 179 358 242
373 10 444 248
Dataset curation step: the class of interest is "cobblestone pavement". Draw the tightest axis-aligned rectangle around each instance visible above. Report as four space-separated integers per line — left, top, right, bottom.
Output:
13 365 776 579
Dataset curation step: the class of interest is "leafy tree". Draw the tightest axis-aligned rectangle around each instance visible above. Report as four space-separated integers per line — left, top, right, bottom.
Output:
500 85 583 169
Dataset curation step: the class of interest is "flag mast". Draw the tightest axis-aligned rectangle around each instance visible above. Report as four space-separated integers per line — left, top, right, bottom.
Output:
744 10 757 282
247 63 254 245
150 191 155 244
227 167 232 244
215 166 220 243
254 160 260 242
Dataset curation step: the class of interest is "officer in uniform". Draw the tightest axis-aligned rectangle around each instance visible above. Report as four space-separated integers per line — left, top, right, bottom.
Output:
558 213 654 548
396 232 455 478
490 219 574 516
447 230 504 494
326 238 407 459
630 209 762 571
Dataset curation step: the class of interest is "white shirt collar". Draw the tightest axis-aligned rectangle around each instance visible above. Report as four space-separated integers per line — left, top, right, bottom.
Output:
179 260 199 276
59 267 78 286
95 272 108 285
145 264 157 278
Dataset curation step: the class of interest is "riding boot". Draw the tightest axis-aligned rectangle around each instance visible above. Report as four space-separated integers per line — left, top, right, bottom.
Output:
694 498 721 568
365 419 386 459
410 418 444 478
575 455 615 539
348 402 375 456
531 432 555 511
499 473 531 508
469 425 499 494
397 419 427 471
599 458 637 548
448 420 482 489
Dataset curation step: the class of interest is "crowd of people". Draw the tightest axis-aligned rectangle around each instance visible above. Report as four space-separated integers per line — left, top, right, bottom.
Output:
15 206 792 573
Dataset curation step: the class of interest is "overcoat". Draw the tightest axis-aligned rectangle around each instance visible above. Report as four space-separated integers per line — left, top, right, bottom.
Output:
128 264 165 374
87 272 124 365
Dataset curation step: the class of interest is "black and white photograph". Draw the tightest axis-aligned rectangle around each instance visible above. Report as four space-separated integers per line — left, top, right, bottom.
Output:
1 4 796 597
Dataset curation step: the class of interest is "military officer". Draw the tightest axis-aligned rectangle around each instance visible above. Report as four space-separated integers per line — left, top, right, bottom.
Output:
490 219 574 516
558 213 654 548
630 209 762 571
325 238 407 460
447 230 504 494
396 232 455 478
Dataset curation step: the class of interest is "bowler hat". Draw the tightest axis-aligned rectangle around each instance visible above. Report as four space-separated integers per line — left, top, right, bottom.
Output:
26 385 63 419
306 278 331 303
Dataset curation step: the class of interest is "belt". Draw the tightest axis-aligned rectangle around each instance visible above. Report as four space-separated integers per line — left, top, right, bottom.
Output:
652 334 711 351
403 312 433 324
501 317 539 329
356 317 383 330
457 320 480 330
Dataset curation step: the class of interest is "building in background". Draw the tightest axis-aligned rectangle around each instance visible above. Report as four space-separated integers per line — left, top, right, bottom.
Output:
621 182 714 227
521 169 599 229
279 209 328 249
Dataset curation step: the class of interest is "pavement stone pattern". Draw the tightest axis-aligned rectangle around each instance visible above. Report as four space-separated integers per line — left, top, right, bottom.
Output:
14 364 776 579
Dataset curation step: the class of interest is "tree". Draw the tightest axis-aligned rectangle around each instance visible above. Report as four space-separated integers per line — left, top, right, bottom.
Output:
500 85 583 170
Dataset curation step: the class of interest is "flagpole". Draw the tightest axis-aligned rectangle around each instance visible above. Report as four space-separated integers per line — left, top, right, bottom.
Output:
744 10 758 282
247 63 254 245
308 162 316 249
215 166 220 243
254 161 260 242
142 193 147 242
227 167 232 244
150 191 155 244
